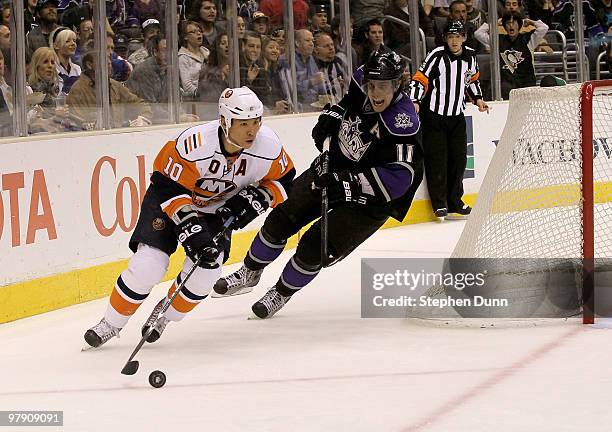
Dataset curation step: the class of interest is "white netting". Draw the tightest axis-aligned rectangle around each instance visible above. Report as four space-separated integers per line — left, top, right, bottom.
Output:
407 82 612 324
455 83 612 261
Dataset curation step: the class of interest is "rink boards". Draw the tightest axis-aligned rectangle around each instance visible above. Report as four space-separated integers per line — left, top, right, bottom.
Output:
0 104 508 323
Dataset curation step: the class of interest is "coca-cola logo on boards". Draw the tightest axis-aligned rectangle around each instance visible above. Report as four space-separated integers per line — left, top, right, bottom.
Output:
90 155 147 237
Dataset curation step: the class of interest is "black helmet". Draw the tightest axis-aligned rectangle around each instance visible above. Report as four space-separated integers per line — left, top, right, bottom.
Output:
363 50 406 81
444 20 466 35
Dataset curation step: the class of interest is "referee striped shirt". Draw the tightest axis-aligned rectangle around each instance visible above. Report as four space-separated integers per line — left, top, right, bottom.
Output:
409 46 483 116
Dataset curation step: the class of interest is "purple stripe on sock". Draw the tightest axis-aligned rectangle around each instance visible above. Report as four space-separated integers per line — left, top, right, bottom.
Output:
250 233 285 263
280 258 320 291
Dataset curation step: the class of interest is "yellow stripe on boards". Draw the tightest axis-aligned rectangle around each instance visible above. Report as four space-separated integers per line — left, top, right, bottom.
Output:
0 196 466 324
490 182 612 213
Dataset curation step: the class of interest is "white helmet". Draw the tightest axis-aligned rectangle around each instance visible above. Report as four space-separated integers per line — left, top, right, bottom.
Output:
219 87 264 139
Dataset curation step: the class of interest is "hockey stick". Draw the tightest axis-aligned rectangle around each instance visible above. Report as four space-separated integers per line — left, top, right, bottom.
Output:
320 137 331 268
120 216 235 376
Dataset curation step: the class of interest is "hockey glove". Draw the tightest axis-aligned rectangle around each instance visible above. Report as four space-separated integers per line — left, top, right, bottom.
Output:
174 213 220 265
313 171 369 206
311 104 344 151
217 185 271 230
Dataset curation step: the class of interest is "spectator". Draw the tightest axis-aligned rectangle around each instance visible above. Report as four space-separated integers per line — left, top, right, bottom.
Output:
26 0 59 62
188 0 225 50
349 0 385 30
67 50 153 128
330 15 358 72
384 0 435 58
294 28 326 109
1 3 9 26
475 11 548 98
309 3 329 34
131 0 163 26
25 0 38 32
465 0 488 29
126 35 173 123
356 18 388 65
60 0 116 38
73 19 93 65
260 36 291 114
434 0 479 51
127 18 161 66
259 0 309 30
26 46 79 133
178 20 210 100
237 0 259 21
50 27 81 93
593 0 612 34
251 11 270 36
0 24 9 50
114 33 130 59
551 0 600 38
197 34 230 109
526 0 555 24
237 15 247 41
270 27 286 56
108 33 132 82
27 47 59 109
239 31 267 96
313 31 348 105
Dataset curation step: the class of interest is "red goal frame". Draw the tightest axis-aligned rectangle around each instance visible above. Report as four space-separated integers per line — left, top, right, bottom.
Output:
580 79 612 324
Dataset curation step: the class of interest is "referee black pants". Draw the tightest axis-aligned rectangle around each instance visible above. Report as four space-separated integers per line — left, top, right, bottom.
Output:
421 108 467 212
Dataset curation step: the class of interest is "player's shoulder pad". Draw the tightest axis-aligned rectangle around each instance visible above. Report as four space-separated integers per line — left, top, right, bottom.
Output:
174 121 218 162
380 93 420 136
245 125 283 160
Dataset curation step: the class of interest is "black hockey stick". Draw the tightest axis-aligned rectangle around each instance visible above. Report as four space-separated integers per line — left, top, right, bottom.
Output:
120 216 235 376
320 137 331 268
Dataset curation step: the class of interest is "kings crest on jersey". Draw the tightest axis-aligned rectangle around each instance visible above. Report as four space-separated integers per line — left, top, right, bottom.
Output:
332 65 422 172
150 120 295 220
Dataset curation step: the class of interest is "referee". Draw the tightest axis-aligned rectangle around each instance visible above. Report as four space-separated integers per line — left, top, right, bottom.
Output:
409 20 489 220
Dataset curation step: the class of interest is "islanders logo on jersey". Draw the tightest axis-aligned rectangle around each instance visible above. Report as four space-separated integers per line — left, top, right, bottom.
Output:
192 178 237 207
338 116 372 161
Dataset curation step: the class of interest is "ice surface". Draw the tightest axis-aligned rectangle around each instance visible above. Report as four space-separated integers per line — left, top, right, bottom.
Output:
1 221 609 432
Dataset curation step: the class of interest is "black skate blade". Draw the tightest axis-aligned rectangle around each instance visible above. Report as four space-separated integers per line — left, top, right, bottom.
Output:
121 360 139 375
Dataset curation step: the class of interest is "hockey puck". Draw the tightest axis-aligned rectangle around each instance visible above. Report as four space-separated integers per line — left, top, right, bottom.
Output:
149 370 166 388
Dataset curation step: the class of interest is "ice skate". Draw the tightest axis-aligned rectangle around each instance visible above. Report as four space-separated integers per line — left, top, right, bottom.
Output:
251 288 291 319
446 205 471 220
434 208 448 221
212 265 263 297
84 318 121 348
141 298 170 343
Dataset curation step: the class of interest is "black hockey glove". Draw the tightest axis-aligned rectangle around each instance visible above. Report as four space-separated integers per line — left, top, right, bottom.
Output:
174 213 220 265
310 151 330 178
312 104 344 151
217 185 271 230
313 171 369 206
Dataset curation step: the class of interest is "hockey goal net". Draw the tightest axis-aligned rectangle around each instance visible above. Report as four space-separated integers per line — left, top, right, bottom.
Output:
409 80 612 325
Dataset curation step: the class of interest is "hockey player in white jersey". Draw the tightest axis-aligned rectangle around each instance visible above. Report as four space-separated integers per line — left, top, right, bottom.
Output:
84 87 295 348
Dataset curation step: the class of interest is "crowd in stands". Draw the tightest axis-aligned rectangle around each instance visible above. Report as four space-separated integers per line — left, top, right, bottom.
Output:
0 0 611 136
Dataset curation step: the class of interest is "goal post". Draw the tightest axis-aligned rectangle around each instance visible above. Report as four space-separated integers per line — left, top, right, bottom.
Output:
581 80 612 323
406 80 612 325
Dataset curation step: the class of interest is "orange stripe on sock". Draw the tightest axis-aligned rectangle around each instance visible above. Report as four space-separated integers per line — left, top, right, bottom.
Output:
166 283 199 314
109 287 140 316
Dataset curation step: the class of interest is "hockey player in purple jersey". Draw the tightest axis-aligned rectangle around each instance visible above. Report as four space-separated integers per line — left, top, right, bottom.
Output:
213 50 424 318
